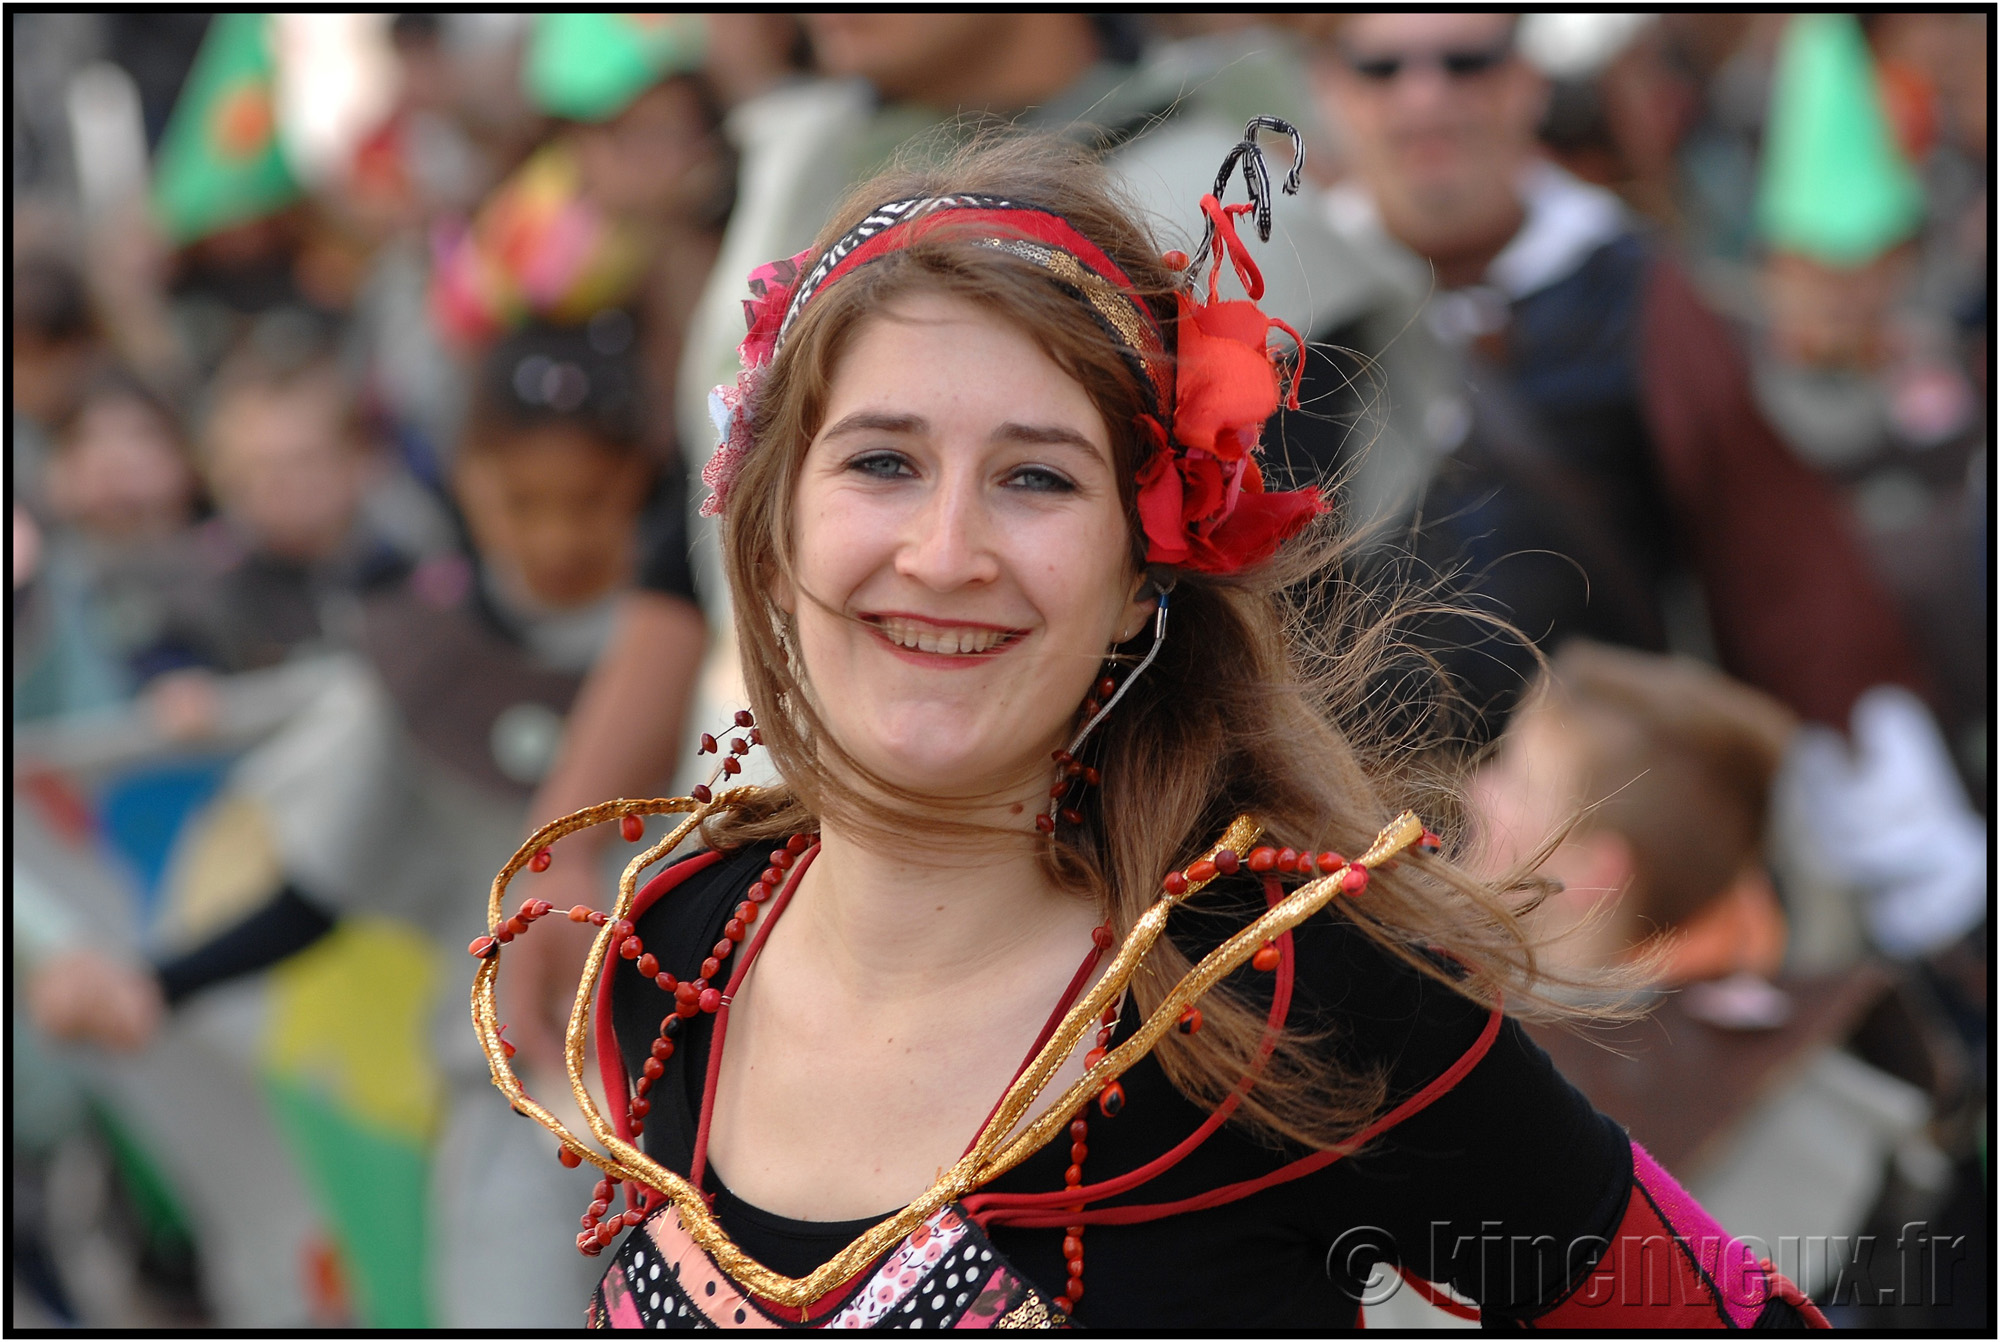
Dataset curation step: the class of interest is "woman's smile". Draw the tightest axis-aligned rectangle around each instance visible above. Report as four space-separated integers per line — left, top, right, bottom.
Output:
859 611 1030 664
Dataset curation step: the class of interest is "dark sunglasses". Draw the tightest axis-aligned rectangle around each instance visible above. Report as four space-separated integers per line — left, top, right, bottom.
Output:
1340 42 1513 82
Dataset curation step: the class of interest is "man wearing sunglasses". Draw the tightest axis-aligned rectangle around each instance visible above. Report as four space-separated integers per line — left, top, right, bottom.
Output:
1320 14 1533 281
1294 12 1923 737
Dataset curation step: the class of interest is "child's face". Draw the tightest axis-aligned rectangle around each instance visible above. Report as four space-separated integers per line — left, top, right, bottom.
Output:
573 80 719 223
47 395 196 543
206 379 369 562
1761 249 1910 372
1468 704 1582 874
453 425 651 608
1468 701 1644 971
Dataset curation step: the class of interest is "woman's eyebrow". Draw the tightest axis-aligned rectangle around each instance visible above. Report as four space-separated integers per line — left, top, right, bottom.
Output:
821 411 928 439
992 422 1104 457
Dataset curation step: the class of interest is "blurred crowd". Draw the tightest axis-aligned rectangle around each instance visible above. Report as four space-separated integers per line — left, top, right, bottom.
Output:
10 12 1988 1329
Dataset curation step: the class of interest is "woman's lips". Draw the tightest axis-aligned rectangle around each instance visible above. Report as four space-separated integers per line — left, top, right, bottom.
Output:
860 613 1027 663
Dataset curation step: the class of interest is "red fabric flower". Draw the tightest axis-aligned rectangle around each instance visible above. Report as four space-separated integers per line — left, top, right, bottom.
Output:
1137 445 1323 574
1133 221 1325 575
1173 291 1279 463
703 248 811 515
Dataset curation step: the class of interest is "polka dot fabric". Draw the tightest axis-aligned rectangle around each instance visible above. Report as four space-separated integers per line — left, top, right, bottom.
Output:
588 1203 1058 1329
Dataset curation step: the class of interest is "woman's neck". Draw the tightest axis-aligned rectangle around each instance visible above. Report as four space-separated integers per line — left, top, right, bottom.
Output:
788 819 1097 1002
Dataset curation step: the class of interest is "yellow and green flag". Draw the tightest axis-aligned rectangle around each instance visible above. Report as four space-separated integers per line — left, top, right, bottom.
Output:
151 12 301 244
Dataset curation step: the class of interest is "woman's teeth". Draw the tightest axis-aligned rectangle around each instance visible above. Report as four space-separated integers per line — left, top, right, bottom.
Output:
876 618 1009 655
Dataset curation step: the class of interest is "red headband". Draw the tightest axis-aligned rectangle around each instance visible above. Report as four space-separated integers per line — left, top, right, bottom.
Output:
703 140 1324 575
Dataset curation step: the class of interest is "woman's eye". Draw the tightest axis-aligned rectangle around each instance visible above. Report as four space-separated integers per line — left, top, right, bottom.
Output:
1004 465 1077 493
847 451 915 480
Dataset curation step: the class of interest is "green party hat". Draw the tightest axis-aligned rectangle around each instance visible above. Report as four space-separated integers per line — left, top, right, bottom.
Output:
525 13 708 123
151 13 301 245
1756 13 1923 266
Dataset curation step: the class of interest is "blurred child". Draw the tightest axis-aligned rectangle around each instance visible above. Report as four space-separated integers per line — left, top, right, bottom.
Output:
356 320 654 801
1469 640 1797 983
1476 644 1982 1310
46 368 200 548
13 250 102 497
14 369 200 719
450 322 653 650
25 318 658 1328
143 330 411 678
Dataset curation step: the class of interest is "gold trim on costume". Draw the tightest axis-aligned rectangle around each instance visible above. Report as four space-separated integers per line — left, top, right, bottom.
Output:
474 798 1426 1309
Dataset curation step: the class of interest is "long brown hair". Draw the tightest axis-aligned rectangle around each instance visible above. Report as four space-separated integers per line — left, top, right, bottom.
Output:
705 132 1588 1151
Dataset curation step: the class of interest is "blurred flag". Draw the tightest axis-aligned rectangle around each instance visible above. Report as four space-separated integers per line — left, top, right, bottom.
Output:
271 13 399 191
1756 13 1923 267
262 918 443 1327
151 12 302 244
524 12 707 122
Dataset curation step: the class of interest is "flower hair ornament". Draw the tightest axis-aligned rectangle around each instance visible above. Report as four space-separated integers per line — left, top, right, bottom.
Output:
701 116 1327 579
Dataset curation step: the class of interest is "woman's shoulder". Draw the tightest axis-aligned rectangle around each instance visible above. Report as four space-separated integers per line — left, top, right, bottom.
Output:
626 841 772 952
1168 872 1495 1087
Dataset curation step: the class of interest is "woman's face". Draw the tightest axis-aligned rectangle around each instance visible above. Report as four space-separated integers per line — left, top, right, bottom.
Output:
789 291 1153 801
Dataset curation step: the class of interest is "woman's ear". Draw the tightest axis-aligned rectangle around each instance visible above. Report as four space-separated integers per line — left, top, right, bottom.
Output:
1118 570 1169 643
1119 581 1155 642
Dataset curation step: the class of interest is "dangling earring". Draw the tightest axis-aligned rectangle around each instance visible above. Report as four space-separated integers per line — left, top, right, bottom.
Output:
1039 587 1173 834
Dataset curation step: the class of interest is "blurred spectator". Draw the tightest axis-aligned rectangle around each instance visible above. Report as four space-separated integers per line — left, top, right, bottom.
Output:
1743 14 1988 788
447 321 655 660
1755 14 1925 376
12 249 102 499
431 14 731 442
45 368 198 548
14 367 199 720
140 331 410 680
1473 642 1983 1316
1470 641 1794 984
1303 11 1928 732
1521 14 1698 228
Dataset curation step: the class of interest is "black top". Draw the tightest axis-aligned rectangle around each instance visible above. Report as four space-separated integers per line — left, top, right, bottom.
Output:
611 843 1642 1330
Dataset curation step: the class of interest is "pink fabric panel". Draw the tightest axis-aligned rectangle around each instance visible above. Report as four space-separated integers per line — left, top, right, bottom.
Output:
1629 1141 1767 1328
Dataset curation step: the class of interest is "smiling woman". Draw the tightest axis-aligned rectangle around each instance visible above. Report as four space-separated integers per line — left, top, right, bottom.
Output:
472 131 1827 1330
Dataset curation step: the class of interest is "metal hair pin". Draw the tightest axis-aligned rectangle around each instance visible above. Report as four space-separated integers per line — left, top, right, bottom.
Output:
1197 115 1307 262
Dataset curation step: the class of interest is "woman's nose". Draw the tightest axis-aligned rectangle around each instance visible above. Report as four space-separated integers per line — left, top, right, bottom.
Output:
896 473 999 590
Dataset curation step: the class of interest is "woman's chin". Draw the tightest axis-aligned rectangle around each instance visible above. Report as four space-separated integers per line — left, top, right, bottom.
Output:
857 751 1034 805
843 734 1047 810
